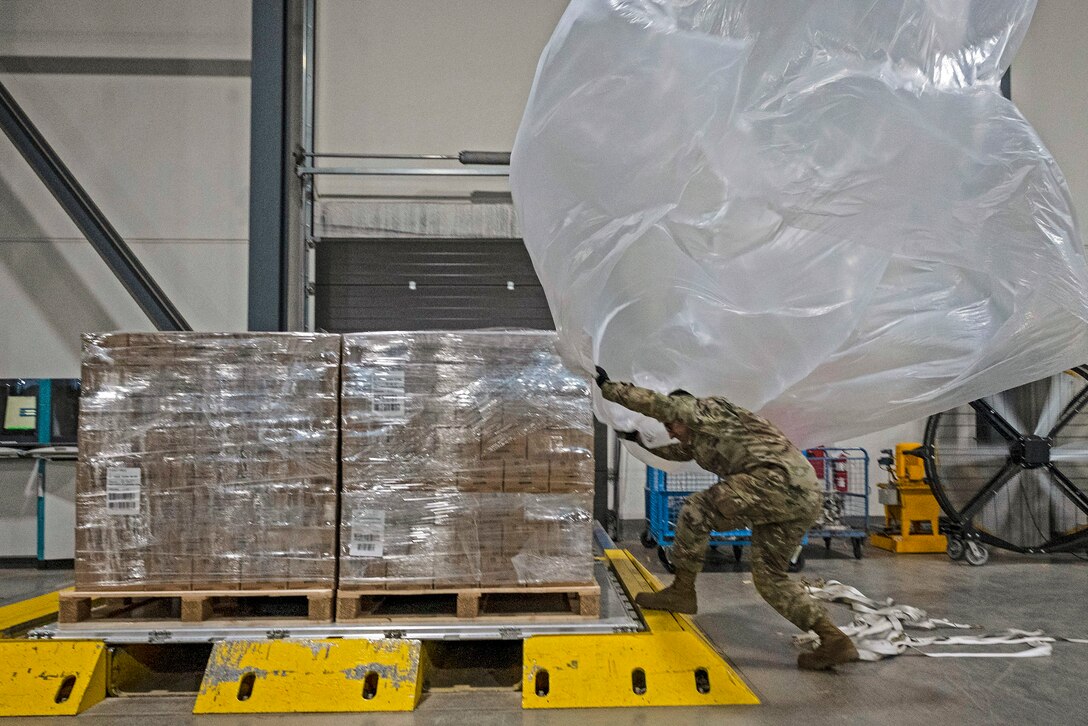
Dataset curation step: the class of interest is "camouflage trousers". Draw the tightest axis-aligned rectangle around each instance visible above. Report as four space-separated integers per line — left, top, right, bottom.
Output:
671 468 826 632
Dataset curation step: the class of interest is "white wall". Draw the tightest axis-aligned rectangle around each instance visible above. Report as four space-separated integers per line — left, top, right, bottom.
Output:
315 0 569 198
1015 0 1088 229
0 459 39 557
44 460 76 559
0 0 251 378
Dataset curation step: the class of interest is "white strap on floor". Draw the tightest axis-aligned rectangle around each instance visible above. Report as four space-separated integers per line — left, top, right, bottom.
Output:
796 579 1083 661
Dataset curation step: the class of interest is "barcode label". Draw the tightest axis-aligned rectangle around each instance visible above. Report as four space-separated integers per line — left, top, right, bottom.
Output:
349 510 385 557
369 369 406 416
106 467 141 516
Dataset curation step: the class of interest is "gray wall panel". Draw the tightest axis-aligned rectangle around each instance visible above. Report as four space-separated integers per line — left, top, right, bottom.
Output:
315 238 554 332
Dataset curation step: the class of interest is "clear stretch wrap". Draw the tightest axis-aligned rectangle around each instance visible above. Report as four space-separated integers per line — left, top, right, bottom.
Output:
340 331 595 589
512 0 1088 448
75 332 341 591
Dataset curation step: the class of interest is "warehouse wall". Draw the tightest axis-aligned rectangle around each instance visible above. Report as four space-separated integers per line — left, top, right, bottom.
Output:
314 0 568 199
0 0 251 378
3 2 1087 525
1015 0 1088 226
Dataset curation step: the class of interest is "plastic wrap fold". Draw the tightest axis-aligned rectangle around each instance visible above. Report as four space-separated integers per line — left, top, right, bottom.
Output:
512 0 1088 448
339 331 595 589
76 333 341 591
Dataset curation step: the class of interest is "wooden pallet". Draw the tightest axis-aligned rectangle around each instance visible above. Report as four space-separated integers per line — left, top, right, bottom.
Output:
336 583 600 621
58 589 335 625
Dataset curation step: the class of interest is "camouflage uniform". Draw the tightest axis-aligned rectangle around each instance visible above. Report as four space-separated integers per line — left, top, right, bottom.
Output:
602 381 828 632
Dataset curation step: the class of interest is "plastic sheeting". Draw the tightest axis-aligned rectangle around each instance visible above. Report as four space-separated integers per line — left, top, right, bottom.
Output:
511 0 1088 449
77 333 341 590
338 331 595 589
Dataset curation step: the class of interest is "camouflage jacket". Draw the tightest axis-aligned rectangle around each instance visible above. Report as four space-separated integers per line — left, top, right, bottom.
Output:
602 381 820 512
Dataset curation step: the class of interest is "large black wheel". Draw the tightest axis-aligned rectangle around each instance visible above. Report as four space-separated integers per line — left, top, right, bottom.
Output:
924 367 1088 557
852 538 864 560
657 545 676 573
640 528 657 549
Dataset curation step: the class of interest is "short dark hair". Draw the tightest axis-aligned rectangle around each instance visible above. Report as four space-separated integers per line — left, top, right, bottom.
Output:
669 388 694 398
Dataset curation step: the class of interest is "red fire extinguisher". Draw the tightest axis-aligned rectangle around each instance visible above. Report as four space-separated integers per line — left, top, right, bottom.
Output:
806 448 826 479
832 453 849 493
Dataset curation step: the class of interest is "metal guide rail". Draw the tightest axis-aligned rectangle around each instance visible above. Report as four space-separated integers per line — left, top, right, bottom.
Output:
28 529 641 645
2 524 760 714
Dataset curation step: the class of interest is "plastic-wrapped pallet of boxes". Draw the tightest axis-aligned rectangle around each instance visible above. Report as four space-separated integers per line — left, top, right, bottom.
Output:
339 331 595 593
75 332 341 593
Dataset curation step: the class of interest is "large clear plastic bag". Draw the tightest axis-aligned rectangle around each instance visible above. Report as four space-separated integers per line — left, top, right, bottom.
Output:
511 0 1088 449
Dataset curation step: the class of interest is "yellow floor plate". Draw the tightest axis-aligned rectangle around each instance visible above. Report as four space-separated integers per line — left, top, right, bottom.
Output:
0 588 68 635
522 550 759 709
193 638 423 714
0 640 106 716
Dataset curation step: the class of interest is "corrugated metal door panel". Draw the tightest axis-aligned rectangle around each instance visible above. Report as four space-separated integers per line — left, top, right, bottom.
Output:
314 238 555 332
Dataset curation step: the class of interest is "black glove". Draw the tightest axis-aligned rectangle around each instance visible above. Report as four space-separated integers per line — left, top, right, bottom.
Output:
618 430 639 442
595 365 609 387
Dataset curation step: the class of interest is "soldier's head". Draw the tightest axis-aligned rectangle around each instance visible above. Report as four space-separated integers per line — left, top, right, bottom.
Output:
665 389 695 444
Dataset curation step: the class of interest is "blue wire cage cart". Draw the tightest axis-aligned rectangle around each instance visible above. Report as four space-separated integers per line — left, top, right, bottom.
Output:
642 467 809 572
642 447 870 570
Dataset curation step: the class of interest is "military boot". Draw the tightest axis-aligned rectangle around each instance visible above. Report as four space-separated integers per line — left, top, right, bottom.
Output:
634 568 698 614
797 615 859 671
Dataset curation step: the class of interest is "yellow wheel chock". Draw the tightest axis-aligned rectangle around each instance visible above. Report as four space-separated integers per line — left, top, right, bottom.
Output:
0 640 107 716
522 550 760 709
193 638 424 714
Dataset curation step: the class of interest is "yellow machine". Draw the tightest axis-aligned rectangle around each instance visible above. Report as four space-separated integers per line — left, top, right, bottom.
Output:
869 442 947 554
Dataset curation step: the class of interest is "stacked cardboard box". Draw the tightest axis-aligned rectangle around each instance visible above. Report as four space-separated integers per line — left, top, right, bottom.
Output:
339 331 594 590
75 332 341 591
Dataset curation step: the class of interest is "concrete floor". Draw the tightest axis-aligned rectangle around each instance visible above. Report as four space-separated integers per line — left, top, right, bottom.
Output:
0 566 72 607
5 542 1087 725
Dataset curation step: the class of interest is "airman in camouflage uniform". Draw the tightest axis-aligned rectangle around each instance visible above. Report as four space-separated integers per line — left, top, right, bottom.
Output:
597 369 859 670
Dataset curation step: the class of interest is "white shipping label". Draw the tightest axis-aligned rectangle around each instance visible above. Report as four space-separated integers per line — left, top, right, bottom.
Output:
369 369 406 416
349 510 385 557
106 467 141 516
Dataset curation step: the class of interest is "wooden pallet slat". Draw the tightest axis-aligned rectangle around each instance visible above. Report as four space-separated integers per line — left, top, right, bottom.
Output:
336 582 600 621
58 589 335 625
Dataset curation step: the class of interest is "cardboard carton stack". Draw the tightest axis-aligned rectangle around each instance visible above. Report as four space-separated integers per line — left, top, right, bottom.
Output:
75 332 341 591
339 331 594 590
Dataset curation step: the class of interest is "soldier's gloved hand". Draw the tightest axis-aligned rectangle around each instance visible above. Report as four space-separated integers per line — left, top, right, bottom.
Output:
594 366 609 387
618 430 639 442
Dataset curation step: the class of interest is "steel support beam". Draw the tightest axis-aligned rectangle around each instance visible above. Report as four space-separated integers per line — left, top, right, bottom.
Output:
0 80 190 331
249 0 303 332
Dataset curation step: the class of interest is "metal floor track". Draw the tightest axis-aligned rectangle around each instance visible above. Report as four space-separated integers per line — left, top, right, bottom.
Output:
28 524 643 644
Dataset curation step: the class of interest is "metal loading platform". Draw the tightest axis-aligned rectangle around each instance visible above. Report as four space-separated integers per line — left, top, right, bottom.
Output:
0 525 758 715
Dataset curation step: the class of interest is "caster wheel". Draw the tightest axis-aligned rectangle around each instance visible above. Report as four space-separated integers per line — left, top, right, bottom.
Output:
947 537 966 561
964 540 989 566
788 548 805 573
657 545 676 574
852 538 864 560
732 545 743 563
640 529 657 548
